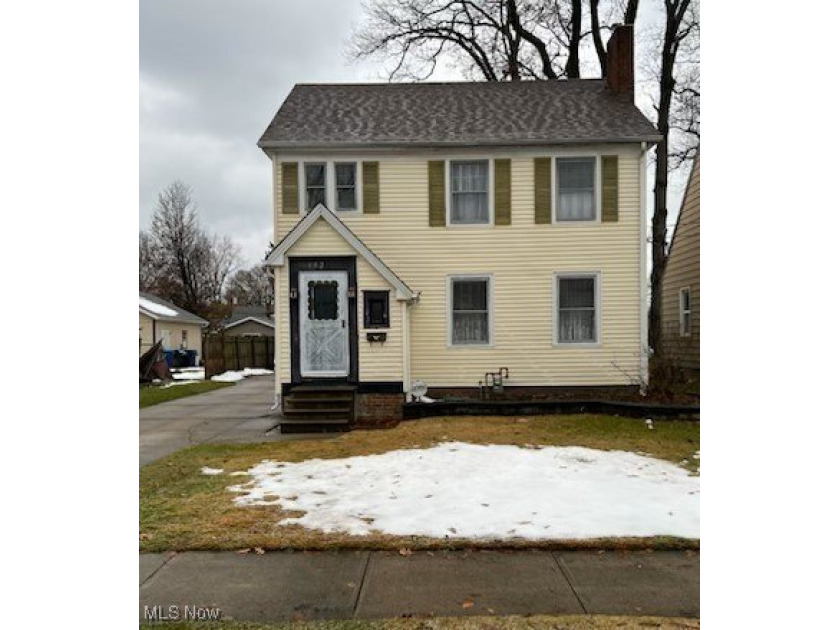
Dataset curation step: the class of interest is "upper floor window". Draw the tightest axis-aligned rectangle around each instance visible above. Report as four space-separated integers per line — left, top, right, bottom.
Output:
557 157 596 221
450 160 489 225
305 163 326 210
335 162 358 211
680 288 691 337
556 274 599 343
450 275 491 345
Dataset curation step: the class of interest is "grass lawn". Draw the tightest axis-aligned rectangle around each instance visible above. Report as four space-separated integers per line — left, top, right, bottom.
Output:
140 381 233 408
141 615 700 629
140 415 699 553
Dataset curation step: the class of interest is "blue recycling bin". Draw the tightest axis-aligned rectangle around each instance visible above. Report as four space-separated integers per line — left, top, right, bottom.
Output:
185 350 198 367
162 350 175 367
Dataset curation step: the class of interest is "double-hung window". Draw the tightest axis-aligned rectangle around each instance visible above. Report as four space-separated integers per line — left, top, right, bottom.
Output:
335 162 358 211
304 163 326 211
680 288 691 337
556 274 598 343
450 160 489 224
556 157 596 221
450 276 491 345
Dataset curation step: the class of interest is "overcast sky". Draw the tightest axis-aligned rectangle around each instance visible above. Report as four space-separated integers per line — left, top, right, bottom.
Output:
140 0 687 267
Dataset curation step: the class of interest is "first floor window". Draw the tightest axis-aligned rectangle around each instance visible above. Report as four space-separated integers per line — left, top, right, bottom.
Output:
335 162 357 211
451 276 490 345
557 157 596 221
304 163 326 210
557 275 598 343
680 288 691 337
364 291 390 328
450 160 489 224
180 330 188 349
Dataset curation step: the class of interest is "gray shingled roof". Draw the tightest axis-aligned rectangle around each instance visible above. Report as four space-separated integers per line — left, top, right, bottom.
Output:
224 305 274 329
139 292 209 326
258 80 660 149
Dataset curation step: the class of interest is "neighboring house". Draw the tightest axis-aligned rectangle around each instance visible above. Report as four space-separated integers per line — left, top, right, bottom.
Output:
139 292 208 363
223 305 275 337
260 26 660 428
659 152 700 380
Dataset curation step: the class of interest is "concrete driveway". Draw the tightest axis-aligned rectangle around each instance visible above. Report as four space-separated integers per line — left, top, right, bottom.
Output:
140 376 296 466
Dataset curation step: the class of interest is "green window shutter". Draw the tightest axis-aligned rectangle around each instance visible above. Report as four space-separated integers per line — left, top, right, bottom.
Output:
601 155 619 222
281 162 299 215
534 157 551 224
494 159 511 226
428 160 446 227
362 161 380 214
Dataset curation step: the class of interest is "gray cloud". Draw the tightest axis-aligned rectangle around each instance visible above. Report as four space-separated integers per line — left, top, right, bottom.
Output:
140 0 380 265
141 1 690 263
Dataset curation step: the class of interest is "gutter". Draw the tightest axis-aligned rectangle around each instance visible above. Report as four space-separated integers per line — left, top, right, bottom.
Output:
257 135 664 152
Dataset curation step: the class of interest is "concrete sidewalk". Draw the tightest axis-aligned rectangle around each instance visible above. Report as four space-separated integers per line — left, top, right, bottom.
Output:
140 549 699 623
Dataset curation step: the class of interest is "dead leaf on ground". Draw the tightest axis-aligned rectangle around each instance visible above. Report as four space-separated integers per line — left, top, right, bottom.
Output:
139 533 151 541
399 548 413 556
461 597 475 609
254 547 266 555
237 548 250 554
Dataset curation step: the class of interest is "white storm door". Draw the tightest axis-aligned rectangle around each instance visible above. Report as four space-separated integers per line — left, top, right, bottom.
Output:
299 270 349 377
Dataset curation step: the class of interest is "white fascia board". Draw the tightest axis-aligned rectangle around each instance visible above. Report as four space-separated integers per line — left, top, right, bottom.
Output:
264 204 415 301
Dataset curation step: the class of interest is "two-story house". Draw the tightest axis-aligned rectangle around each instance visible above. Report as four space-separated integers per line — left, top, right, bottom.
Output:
659 151 700 385
261 26 660 430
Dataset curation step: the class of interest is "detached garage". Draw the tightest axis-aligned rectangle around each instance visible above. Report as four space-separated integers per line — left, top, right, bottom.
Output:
139 292 208 365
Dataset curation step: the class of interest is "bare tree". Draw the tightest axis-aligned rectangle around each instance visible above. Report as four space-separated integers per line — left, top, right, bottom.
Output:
224 265 274 307
589 0 607 75
350 0 590 81
623 0 639 24
150 180 202 311
139 231 164 293
142 180 242 317
648 0 699 357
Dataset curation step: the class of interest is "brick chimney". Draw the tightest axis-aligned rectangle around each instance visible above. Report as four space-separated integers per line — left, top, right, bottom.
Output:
606 24 634 100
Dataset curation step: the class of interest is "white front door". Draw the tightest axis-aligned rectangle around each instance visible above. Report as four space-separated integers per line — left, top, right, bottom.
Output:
299 270 349 377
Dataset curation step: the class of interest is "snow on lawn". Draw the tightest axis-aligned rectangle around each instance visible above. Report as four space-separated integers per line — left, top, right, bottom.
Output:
160 380 199 389
139 296 178 317
211 368 273 383
227 442 700 540
172 368 205 381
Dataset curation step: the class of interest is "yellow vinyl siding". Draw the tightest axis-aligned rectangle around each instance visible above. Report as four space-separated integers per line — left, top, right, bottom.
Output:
660 156 700 370
275 218 404 384
273 148 643 387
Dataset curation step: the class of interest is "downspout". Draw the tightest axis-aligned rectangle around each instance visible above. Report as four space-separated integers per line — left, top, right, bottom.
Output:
639 143 650 392
270 267 283 414
402 299 412 402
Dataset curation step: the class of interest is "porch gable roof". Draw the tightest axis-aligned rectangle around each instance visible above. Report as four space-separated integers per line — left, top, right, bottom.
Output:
264 204 415 301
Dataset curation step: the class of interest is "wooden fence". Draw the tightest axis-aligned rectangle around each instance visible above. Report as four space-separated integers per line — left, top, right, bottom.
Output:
202 334 275 378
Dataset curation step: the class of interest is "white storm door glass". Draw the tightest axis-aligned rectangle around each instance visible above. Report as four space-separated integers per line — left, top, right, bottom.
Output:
299 271 349 377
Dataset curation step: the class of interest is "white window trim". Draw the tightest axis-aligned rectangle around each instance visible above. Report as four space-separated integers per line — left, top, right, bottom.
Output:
447 273 494 347
679 286 691 337
552 271 602 347
445 158 495 228
298 161 363 215
551 153 602 224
